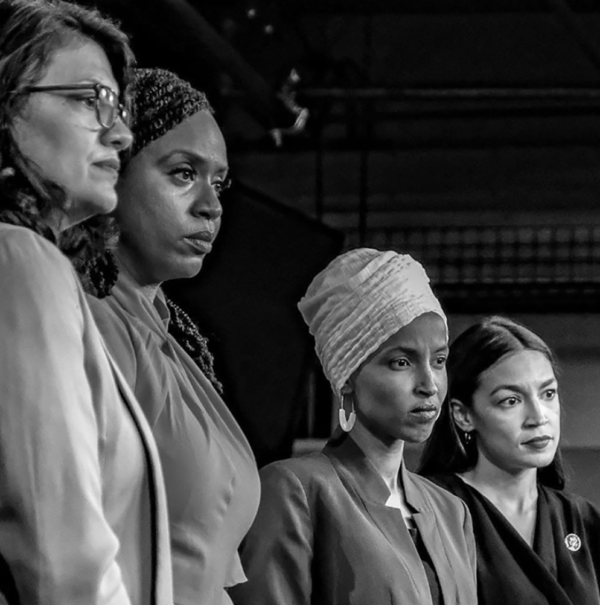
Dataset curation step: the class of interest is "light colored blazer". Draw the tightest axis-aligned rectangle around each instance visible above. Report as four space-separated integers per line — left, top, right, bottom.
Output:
232 433 477 605
0 224 172 605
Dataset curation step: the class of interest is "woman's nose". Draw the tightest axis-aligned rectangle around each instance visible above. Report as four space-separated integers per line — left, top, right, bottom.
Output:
102 118 133 151
525 397 548 426
416 365 438 397
192 185 223 221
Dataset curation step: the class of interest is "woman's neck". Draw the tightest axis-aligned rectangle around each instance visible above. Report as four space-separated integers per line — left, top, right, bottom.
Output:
114 250 161 303
460 457 538 505
459 456 539 544
46 208 69 240
351 422 405 496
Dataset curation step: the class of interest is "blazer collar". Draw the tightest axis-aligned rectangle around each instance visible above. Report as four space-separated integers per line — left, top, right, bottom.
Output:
98 338 173 605
323 432 436 605
322 431 431 513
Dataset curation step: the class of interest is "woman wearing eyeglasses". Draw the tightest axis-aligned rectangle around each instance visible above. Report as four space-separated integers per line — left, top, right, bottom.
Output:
77 68 260 605
0 1 172 604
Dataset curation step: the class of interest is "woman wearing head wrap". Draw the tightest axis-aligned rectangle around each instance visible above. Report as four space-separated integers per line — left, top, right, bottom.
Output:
420 316 600 605
231 248 477 605
0 2 173 604
83 68 260 605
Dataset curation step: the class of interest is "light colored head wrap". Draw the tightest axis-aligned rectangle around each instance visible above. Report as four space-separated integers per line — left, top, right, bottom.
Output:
298 248 447 398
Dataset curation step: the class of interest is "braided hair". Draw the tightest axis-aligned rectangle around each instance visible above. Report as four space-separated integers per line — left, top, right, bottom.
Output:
69 68 222 392
126 67 213 157
165 298 223 394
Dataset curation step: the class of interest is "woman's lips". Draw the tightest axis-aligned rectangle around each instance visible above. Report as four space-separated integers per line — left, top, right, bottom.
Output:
410 405 438 422
522 436 553 450
184 237 213 255
93 158 120 176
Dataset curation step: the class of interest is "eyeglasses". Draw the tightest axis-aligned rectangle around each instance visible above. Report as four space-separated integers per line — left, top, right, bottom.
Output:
22 83 129 129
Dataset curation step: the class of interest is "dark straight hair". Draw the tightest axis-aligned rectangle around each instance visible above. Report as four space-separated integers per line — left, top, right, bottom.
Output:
419 315 565 490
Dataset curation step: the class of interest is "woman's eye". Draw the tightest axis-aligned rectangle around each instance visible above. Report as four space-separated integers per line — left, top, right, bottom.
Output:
77 95 96 109
389 358 409 370
433 355 447 368
542 388 557 400
170 167 196 182
498 396 519 407
213 177 231 196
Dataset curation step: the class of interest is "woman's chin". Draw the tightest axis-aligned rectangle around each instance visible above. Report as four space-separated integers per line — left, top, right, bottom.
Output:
96 192 119 216
68 191 118 225
164 256 207 283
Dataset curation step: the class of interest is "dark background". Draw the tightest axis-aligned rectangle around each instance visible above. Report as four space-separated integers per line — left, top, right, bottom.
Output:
79 1 600 494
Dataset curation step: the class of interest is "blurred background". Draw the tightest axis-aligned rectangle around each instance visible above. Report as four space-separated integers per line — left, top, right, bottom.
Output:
81 0 600 502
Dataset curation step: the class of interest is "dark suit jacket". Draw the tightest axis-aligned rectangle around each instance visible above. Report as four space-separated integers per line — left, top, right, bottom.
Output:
232 434 477 605
430 473 600 605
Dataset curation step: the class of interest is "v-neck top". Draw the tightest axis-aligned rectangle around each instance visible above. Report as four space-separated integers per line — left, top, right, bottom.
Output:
409 526 444 605
89 268 260 605
232 433 476 605
429 473 600 605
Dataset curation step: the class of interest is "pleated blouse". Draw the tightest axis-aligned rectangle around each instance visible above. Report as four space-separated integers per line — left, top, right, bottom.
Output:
89 267 260 605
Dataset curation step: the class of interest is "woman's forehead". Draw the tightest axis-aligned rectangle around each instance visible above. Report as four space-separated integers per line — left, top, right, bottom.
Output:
477 350 555 392
37 38 118 93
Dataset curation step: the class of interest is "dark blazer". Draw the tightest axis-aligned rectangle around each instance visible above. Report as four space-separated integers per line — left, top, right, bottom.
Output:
232 434 477 605
430 473 600 605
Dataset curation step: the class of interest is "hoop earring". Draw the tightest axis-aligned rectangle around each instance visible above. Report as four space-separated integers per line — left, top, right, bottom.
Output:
339 393 356 432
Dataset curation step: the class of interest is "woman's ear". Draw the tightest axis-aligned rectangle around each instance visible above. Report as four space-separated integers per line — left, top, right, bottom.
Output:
451 398 474 433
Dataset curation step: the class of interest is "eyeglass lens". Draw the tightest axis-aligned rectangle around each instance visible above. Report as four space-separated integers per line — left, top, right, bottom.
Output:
97 86 129 128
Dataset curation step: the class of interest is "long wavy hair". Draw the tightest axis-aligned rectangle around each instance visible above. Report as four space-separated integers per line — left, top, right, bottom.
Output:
0 0 133 247
419 315 565 490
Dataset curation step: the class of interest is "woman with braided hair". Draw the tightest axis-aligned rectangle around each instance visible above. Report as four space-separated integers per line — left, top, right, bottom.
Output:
85 67 260 605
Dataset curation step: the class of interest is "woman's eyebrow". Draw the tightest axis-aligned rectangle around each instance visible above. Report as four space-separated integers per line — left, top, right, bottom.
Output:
160 149 228 172
384 343 448 356
489 383 523 396
489 376 556 396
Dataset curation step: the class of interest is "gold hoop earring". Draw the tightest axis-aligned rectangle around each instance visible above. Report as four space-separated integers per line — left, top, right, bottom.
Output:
339 393 356 432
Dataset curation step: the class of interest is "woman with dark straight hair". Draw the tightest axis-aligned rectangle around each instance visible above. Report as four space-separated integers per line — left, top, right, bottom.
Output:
420 315 600 605
0 1 172 603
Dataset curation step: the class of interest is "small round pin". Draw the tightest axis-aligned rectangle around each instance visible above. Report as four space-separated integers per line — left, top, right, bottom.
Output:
565 533 581 552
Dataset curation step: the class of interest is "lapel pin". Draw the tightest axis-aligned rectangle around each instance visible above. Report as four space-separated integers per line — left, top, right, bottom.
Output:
565 533 581 552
